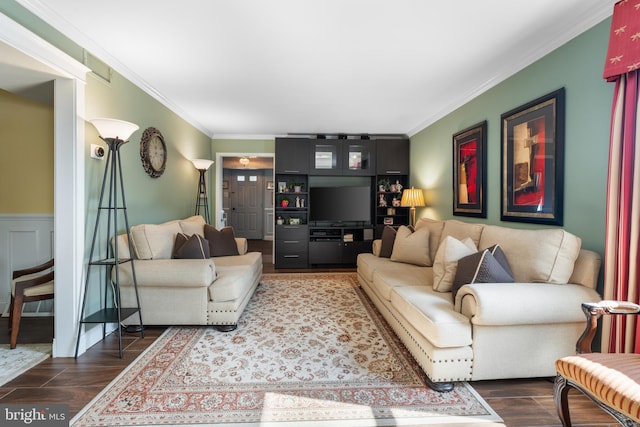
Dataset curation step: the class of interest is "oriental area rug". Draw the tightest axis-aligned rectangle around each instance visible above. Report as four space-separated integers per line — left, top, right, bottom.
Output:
0 343 51 386
72 273 502 426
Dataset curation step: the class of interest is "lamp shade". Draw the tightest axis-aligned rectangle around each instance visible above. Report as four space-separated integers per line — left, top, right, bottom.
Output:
191 159 214 170
89 118 139 141
401 187 425 208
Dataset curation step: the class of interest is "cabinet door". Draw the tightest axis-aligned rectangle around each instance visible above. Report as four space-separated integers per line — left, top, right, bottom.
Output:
309 140 342 175
275 138 309 174
343 140 376 176
376 138 409 175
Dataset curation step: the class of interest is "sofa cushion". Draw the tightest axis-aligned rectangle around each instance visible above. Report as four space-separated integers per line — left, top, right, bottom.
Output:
130 220 182 260
379 226 397 258
213 251 262 270
372 263 432 301
415 217 445 264
209 265 255 302
440 220 484 247
209 252 263 302
452 245 514 300
478 225 582 283
172 233 210 259
179 215 206 236
390 286 472 348
432 236 477 292
357 252 392 284
390 225 431 266
204 225 240 257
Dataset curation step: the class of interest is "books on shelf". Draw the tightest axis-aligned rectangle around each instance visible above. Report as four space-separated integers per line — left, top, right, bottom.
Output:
343 233 354 242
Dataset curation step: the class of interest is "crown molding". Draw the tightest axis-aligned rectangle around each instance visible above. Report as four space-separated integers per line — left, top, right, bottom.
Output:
407 4 613 136
0 11 90 81
16 0 214 137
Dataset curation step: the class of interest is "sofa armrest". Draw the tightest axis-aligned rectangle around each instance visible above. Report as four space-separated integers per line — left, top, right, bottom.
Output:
235 237 248 255
456 282 601 326
114 259 216 288
372 239 382 257
568 249 601 290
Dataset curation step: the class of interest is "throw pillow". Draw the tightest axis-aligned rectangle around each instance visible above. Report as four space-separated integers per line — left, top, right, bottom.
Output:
172 233 210 259
379 226 397 258
451 244 514 300
204 225 240 257
390 225 431 266
432 236 477 292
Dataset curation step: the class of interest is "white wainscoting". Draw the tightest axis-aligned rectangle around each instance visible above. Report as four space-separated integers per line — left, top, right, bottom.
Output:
0 214 54 316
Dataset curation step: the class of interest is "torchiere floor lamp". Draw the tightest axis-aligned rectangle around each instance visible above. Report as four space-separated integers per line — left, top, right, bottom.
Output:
192 159 214 224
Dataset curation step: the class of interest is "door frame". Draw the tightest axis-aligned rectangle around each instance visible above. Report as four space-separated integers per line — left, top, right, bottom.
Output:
0 13 90 356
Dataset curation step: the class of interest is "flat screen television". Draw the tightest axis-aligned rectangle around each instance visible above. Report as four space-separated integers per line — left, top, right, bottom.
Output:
309 186 371 223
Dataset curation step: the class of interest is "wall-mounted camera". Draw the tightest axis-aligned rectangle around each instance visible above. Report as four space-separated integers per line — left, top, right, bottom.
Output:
91 144 105 159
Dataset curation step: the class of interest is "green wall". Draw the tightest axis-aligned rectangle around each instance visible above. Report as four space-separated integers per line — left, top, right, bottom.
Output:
410 18 613 257
85 72 212 229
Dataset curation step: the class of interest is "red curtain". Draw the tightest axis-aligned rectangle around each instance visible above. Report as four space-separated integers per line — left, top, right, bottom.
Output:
602 0 640 353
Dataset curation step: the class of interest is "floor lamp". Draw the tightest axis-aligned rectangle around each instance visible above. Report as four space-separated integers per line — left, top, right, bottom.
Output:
192 159 214 224
75 118 144 359
400 186 425 227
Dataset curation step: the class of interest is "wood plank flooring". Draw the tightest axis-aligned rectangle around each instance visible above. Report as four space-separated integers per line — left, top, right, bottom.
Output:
0 240 618 426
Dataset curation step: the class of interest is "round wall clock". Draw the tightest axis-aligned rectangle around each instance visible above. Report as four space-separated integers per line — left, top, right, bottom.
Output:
140 127 167 178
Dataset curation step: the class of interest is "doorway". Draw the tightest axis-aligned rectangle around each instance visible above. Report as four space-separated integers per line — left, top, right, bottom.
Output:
219 155 274 240
0 15 89 357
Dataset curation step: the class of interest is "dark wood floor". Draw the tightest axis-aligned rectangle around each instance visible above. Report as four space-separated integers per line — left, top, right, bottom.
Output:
0 240 617 426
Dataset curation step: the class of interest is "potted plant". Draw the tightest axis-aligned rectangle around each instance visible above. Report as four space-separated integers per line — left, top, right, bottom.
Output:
378 178 390 192
280 197 290 208
289 181 304 193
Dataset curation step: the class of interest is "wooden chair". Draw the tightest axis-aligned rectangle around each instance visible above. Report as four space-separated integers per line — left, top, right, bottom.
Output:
554 300 640 426
8 259 54 349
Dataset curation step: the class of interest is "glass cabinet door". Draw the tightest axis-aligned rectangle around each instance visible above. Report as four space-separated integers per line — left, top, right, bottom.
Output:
310 141 341 175
343 140 376 175
309 139 376 175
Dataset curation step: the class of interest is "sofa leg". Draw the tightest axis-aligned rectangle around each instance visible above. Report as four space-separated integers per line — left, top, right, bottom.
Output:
424 375 454 392
214 324 237 332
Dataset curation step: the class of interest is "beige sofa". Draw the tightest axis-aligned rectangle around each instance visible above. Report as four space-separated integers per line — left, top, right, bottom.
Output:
357 217 601 391
113 215 262 331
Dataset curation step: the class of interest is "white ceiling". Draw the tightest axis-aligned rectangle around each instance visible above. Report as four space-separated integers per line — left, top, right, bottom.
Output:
13 0 613 138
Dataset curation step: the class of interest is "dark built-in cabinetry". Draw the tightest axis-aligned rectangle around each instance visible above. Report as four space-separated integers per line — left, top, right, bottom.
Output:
309 227 373 266
274 136 409 268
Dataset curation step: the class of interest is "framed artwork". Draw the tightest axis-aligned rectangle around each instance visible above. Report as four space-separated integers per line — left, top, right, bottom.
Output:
266 181 274 190
453 121 487 218
222 180 229 190
501 88 565 225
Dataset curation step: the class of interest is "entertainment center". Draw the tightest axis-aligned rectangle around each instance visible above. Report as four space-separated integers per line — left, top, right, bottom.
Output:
274 135 409 268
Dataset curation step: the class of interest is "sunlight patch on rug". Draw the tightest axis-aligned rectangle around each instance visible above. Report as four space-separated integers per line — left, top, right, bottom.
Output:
72 273 502 426
0 343 51 386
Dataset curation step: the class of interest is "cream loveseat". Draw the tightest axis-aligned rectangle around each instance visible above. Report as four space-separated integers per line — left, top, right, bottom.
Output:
113 215 262 331
357 217 601 391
